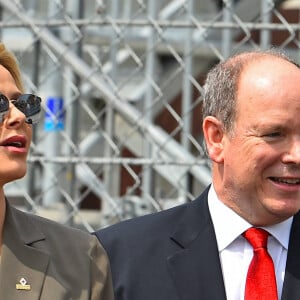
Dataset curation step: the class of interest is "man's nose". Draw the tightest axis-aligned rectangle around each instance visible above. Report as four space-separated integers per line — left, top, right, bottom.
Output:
282 138 300 165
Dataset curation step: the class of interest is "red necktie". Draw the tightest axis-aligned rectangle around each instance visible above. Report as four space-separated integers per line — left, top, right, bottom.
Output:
243 228 278 300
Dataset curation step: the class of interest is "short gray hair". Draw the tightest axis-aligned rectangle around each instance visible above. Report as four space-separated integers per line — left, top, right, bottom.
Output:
202 49 298 133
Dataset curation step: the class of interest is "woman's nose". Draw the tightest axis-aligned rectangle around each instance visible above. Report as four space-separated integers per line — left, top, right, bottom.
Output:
5 103 26 127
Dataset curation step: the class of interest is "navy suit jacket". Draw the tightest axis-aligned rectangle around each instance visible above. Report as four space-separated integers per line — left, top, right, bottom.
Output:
95 188 300 300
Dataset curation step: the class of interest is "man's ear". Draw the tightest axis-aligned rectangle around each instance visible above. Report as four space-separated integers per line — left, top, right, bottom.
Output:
202 116 225 163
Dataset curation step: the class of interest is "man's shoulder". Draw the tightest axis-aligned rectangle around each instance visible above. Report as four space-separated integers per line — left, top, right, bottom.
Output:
95 189 209 243
97 200 188 237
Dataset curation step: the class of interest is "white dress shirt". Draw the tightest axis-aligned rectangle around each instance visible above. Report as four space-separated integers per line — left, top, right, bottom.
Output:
208 185 293 300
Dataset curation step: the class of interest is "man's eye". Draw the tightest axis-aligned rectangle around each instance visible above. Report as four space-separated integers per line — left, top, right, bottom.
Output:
264 132 281 138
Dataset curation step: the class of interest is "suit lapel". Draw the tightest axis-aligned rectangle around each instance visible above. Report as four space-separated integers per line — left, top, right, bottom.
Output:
167 190 227 300
0 203 50 300
282 212 300 300
166 191 300 300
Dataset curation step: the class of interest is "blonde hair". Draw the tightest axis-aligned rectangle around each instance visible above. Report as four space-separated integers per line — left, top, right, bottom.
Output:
0 43 24 92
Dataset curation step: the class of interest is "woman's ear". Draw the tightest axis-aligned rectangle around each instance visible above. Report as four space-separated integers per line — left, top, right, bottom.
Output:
202 116 225 163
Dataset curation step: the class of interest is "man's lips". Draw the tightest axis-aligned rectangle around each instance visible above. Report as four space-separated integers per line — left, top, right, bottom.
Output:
269 177 300 185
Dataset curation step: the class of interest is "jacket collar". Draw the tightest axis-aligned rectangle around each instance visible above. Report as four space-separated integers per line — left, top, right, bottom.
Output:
167 188 227 300
282 211 300 300
0 201 50 300
168 187 300 300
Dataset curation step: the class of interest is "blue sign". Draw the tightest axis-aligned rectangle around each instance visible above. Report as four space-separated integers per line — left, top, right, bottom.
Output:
44 97 65 132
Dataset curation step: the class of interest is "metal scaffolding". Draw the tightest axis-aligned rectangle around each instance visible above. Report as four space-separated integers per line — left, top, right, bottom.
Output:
0 0 298 231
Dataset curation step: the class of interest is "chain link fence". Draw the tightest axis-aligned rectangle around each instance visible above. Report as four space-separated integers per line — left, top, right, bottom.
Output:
0 0 299 231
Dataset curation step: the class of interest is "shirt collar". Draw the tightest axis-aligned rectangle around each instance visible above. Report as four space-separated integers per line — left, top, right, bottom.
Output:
208 185 293 251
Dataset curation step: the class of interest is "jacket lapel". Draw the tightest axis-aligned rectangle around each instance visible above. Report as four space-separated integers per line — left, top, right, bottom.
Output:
167 190 227 300
167 191 300 300
282 211 300 300
0 203 50 300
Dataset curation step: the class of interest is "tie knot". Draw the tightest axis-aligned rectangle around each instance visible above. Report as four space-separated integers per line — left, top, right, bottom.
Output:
243 227 269 249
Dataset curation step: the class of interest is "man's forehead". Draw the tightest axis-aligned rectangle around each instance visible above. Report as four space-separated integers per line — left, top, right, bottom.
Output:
239 57 299 86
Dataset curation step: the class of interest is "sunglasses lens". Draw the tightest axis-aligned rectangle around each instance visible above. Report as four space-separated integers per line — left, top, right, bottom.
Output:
14 94 42 124
0 94 9 122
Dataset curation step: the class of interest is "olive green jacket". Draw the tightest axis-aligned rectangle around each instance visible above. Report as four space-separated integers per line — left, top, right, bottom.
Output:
0 201 114 300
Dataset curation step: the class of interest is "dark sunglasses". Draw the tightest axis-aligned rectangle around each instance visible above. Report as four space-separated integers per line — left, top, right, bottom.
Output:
0 93 42 124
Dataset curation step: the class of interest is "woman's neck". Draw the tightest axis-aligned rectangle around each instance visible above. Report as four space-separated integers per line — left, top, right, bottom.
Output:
0 188 6 250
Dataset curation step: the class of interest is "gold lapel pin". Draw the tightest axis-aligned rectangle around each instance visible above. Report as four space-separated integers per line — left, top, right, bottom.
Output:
16 277 31 291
